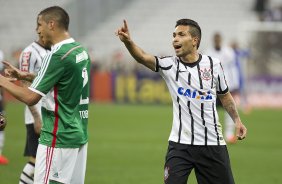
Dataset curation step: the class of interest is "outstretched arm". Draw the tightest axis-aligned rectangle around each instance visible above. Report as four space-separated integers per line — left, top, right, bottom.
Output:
218 92 247 140
115 20 156 71
3 61 36 82
0 74 41 106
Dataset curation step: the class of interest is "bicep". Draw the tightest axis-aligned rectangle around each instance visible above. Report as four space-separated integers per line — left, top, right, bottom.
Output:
141 54 156 71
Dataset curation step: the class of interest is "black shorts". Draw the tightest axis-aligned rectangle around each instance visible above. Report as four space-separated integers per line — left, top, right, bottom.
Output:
24 124 40 157
164 141 234 184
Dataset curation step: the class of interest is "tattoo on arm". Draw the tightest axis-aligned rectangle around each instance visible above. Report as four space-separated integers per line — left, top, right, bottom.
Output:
219 93 240 122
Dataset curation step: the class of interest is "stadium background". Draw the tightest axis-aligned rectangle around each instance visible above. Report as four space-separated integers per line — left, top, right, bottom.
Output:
0 0 282 183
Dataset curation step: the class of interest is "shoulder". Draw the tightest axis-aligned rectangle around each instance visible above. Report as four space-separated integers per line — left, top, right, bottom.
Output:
201 54 220 64
22 42 35 53
156 55 177 63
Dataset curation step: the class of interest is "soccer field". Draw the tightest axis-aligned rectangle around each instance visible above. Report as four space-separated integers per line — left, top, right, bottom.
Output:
0 102 281 184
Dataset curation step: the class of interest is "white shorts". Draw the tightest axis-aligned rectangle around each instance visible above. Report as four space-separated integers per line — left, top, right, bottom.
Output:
34 143 88 184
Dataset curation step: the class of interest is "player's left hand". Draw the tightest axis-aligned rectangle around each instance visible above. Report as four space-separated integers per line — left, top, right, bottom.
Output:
0 113 7 131
115 20 131 43
235 121 247 140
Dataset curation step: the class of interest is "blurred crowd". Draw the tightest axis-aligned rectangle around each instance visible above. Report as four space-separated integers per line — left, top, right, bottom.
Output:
253 0 282 21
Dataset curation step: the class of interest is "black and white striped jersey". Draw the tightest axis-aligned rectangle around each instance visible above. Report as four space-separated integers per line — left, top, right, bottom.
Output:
19 41 49 125
155 54 228 145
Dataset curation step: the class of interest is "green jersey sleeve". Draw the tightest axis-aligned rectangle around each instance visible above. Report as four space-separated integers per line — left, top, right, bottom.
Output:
31 53 65 95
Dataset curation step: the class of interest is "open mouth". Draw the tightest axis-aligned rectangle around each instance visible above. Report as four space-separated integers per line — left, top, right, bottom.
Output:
174 45 182 50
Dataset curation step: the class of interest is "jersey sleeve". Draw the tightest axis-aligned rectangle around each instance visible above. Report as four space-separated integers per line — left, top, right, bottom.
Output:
30 53 64 96
154 56 174 74
216 61 229 94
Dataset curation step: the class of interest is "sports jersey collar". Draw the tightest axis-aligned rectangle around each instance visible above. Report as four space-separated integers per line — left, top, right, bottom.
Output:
179 54 202 68
51 38 75 50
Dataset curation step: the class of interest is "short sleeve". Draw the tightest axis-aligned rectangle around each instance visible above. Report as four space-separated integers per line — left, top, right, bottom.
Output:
30 53 64 95
216 62 229 94
155 56 174 74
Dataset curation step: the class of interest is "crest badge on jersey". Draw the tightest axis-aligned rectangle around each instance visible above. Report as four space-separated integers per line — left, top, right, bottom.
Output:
200 68 212 81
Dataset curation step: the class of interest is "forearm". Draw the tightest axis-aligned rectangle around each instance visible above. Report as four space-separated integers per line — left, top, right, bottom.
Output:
219 92 241 122
28 105 41 119
28 105 42 134
124 40 155 70
0 76 39 106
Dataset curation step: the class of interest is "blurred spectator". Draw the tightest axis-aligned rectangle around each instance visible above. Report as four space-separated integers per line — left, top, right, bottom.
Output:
0 49 8 165
253 0 270 21
205 32 240 144
230 41 252 113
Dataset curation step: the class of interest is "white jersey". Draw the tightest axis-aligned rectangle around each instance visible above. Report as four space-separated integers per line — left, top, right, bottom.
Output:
19 42 49 124
155 54 228 145
205 47 239 91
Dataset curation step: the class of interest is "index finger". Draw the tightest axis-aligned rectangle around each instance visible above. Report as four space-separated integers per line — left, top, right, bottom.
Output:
123 19 128 30
2 61 13 68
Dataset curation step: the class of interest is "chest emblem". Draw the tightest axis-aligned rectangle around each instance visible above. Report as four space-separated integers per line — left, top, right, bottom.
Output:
200 68 212 81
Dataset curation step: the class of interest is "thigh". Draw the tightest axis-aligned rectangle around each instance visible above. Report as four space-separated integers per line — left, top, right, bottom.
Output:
164 141 194 184
34 144 80 184
70 143 88 184
194 146 235 184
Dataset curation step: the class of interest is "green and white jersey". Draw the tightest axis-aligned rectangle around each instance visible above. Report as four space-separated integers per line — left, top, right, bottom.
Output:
30 38 90 148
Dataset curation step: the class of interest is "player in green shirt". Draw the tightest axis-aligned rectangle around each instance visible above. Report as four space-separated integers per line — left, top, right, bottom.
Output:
0 6 90 183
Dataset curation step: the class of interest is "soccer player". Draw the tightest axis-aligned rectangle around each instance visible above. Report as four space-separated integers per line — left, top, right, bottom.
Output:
205 32 240 144
116 19 247 184
11 35 49 183
0 6 90 183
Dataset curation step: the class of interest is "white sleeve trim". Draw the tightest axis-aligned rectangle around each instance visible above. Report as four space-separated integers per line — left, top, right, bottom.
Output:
28 87 46 97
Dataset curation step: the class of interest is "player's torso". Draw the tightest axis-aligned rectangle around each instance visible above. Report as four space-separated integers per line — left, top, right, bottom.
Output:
40 41 91 148
158 55 225 145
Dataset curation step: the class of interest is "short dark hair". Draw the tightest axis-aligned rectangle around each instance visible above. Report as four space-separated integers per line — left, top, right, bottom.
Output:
39 6 69 31
175 19 202 48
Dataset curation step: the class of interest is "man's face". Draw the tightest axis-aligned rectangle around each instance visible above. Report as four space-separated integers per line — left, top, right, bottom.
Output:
172 25 197 57
214 34 222 50
36 15 52 48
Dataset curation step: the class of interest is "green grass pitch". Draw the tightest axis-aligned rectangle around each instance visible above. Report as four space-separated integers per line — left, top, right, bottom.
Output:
0 102 281 184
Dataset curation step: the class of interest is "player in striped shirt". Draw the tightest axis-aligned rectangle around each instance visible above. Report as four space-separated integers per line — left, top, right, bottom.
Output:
1 35 50 183
18 36 49 184
116 19 247 184
0 6 90 183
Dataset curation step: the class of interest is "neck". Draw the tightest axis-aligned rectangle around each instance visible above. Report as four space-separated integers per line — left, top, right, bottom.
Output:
52 31 71 45
180 51 199 64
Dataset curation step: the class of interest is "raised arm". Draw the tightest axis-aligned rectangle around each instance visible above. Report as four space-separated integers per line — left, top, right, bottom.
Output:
116 20 156 71
218 92 247 140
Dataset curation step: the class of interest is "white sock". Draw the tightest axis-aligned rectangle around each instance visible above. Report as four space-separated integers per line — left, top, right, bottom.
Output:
19 162 35 184
0 131 4 155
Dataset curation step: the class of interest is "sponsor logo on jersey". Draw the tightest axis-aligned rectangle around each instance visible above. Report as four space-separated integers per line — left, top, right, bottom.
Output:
21 52 31 72
200 68 212 81
53 172 59 178
177 87 212 100
76 50 88 63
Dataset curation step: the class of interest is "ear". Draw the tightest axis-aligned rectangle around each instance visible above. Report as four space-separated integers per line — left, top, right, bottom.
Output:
192 37 198 48
48 20 55 31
